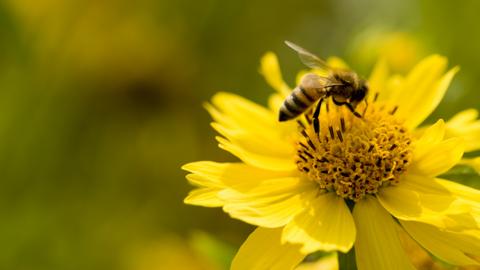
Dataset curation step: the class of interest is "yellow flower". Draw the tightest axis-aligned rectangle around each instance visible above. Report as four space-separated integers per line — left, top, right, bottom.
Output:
183 51 480 269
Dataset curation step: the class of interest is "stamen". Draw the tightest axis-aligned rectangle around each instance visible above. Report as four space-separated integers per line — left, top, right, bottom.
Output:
296 120 306 129
373 92 379 102
299 142 308 150
302 150 314 159
390 105 398 115
301 129 308 138
313 118 320 134
304 114 311 123
336 130 343 142
368 145 374 152
340 117 346 132
307 139 316 150
328 126 335 139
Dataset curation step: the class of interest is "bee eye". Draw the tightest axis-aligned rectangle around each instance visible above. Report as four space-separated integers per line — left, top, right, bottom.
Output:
353 88 366 101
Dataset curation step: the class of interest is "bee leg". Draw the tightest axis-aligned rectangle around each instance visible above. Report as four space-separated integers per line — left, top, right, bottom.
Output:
312 98 323 134
362 100 369 116
332 97 362 118
345 102 362 118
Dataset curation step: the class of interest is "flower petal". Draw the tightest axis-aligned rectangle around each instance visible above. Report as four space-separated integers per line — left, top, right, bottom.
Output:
282 193 355 253
211 122 294 157
231 227 306 270
401 220 480 266
412 119 445 157
184 161 315 227
410 137 464 177
368 58 390 99
206 92 297 171
217 136 296 171
182 161 292 188
438 178 480 203
390 55 458 129
183 161 295 208
410 119 464 177
377 174 478 231
184 187 223 207
446 109 480 152
260 52 291 97
353 196 415 270
220 178 315 228
438 178 480 226
207 97 282 144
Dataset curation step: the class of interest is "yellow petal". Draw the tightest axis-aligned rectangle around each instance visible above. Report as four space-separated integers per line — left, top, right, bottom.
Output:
183 161 295 208
282 193 355 253
182 161 292 188
448 109 479 125
259 52 291 97
438 178 480 226
401 220 480 266
209 93 292 129
410 137 464 177
231 227 306 270
268 93 285 113
217 136 297 171
184 161 315 228
206 92 297 170
391 55 458 129
439 178 480 203
212 121 294 158
446 108 480 152
381 74 405 102
220 179 315 228
410 119 464 177
368 58 389 100
377 174 478 231
353 196 416 270
413 119 445 158
209 92 287 136
184 187 223 207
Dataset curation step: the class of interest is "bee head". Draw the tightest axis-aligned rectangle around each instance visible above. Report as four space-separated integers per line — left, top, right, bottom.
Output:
352 80 368 102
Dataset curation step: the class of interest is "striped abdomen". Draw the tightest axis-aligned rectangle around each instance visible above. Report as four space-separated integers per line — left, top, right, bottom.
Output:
278 86 323 121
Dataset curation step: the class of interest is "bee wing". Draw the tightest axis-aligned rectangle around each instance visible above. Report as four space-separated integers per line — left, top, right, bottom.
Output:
285 41 331 70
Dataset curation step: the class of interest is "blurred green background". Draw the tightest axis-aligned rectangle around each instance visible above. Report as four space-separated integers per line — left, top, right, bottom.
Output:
0 0 479 269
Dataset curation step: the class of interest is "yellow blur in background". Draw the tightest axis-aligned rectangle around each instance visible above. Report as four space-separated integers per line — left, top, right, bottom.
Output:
0 0 479 269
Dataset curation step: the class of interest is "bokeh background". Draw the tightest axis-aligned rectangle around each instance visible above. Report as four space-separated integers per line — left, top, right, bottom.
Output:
0 0 479 269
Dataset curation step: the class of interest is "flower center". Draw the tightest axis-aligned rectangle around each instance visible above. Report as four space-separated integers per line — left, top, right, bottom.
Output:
295 101 413 201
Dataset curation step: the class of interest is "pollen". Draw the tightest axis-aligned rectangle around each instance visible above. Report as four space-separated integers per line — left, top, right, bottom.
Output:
296 100 413 202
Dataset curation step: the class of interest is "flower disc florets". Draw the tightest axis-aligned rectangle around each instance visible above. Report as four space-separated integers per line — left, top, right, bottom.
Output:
296 102 413 201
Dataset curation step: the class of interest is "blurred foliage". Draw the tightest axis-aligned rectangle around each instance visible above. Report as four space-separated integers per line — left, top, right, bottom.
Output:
0 0 478 269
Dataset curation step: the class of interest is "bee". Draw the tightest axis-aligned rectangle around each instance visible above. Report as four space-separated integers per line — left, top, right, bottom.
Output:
279 41 369 126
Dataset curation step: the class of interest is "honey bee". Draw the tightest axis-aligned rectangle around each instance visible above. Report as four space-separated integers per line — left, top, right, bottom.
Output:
279 41 369 126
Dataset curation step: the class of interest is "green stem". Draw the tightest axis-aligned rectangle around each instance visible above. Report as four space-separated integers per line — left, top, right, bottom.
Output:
338 248 357 270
